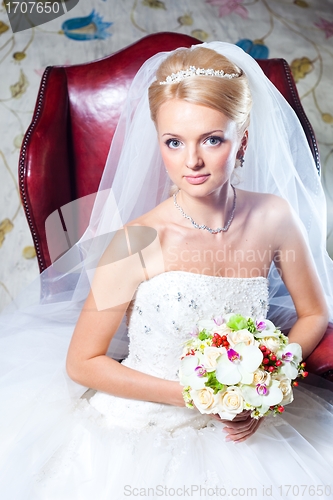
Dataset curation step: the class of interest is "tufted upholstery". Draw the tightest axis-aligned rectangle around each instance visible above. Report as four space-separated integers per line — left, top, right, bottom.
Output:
18 32 332 379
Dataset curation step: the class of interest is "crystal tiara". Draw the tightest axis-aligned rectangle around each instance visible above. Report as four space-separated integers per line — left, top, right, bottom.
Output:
159 65 241 85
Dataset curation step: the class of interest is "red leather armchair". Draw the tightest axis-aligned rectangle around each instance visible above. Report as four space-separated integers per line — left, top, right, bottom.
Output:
18 32 333 379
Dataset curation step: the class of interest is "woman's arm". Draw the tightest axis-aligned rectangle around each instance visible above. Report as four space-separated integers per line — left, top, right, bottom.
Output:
273 200 329 359
218 198 329 443
67 292 184 406
66 228 185 407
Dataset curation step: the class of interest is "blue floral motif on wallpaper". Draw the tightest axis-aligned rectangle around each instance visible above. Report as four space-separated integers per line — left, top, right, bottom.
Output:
236 39 269 59
62 10 112 41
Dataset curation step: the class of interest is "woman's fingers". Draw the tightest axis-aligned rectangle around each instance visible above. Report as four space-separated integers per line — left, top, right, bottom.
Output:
223 416 263 442
210 411 263 442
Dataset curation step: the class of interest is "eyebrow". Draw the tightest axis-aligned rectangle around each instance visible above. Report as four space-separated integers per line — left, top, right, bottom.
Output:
162 129 225 138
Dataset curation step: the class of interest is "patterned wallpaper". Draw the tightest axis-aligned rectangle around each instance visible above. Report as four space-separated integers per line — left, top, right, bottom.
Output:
0 0 332 311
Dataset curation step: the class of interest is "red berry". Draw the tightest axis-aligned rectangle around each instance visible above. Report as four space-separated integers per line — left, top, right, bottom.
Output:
270 355 276 361
221 335 227 341
275 360 282 366
277 406 285 413
293 381 299 387
260 345 266 351
222 340 229 347
301 362 306 368
302 371 309 378
268 366 275 372
265 349 271 355
263 358 269 364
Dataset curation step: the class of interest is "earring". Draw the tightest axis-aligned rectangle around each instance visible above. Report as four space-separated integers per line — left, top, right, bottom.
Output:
236 155 244 168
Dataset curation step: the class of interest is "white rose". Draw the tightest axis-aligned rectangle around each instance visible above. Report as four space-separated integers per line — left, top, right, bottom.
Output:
203 346 223 372
253 369 271 386
228 328 255 347
216 386 244 420
275 375 293 405
262 336 280 353
190 387 217 414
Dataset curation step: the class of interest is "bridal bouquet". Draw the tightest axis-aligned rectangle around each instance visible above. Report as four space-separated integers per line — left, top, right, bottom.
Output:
179 315 308 420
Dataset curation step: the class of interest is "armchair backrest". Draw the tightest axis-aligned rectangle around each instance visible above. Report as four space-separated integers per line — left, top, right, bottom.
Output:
19 32 320 273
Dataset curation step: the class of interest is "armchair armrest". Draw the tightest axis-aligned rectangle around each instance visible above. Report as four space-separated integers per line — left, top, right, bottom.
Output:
19 67 74 271
306 325 333 381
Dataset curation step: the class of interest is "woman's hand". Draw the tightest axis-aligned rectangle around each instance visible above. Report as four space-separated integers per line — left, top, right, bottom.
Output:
211 410 263 443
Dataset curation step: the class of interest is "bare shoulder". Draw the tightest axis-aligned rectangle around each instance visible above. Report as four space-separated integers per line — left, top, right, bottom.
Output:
238 188 293 224
125 198 174 240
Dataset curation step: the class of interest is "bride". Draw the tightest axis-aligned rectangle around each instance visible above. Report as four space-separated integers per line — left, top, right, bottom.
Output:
1 42 333 499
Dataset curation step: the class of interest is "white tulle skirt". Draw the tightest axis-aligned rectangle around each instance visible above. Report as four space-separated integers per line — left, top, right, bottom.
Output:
1 305 333 500
2 379 333 499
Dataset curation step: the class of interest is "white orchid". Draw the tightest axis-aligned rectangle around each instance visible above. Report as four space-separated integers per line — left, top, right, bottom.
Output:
179 355 206 390
278 343 303 379
215 343 263 385
254 319 280 339
242 379 284 415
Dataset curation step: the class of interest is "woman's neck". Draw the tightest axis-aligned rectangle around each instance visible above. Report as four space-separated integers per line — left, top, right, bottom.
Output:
175 183 235 231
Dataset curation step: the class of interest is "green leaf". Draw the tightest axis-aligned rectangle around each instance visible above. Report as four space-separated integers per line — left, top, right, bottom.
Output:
198 330 210 340
205 372 224 393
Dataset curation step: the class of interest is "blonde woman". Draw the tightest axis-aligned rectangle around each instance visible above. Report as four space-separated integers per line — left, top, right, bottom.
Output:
1 43 333 499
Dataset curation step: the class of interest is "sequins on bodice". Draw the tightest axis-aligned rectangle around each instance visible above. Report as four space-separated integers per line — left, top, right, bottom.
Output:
122 271 269 379
89 272 268 431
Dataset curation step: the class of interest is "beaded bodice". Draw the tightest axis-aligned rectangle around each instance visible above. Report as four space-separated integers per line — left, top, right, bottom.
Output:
89 272 269 431
123 271 269 379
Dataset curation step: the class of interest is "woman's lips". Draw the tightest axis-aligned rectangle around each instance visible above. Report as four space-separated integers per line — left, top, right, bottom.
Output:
184 174 210 185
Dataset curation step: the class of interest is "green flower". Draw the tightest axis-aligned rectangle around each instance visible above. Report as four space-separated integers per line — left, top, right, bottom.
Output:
247 318 257 333
227 314 247 331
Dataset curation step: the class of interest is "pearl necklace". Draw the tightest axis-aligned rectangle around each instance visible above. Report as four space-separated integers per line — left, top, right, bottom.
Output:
173 185 236 234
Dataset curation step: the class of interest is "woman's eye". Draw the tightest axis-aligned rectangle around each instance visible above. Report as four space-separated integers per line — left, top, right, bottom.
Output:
205 136 222 146
166 139 181 149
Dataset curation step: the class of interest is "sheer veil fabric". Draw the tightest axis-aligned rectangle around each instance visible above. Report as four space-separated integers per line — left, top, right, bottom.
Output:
0 41 333 495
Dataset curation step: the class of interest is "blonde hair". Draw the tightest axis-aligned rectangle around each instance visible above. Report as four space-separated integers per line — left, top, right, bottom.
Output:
148 47 252 132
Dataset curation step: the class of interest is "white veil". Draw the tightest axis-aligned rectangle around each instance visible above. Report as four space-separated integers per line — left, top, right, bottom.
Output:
39 40 333 332
1 42 333 492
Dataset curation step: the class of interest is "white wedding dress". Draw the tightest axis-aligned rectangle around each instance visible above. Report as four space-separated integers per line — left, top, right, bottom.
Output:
2 271 333 500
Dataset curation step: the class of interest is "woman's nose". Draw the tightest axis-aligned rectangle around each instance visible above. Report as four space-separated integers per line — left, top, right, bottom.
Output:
185 147 203 170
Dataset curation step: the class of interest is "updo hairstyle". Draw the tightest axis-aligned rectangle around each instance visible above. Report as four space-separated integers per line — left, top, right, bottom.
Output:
148 47 252 133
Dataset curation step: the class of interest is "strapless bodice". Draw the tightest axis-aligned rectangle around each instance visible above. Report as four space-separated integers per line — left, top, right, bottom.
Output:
123 271 269 379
